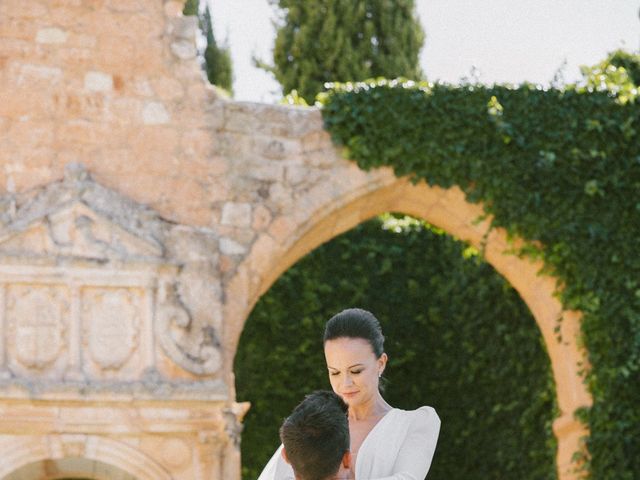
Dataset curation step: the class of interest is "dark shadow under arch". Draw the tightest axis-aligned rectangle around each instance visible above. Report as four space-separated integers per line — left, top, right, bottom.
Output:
235 214 557 480
3 457 139 480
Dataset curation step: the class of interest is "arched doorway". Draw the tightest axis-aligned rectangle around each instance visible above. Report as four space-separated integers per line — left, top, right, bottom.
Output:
3 457 138 480
226 177 592 479
0 436 172 480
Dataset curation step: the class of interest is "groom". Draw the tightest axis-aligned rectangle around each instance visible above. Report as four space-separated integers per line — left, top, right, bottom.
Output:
280 390 351 480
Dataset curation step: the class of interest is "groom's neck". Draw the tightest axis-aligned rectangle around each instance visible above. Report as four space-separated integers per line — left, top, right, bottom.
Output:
295 474 338 480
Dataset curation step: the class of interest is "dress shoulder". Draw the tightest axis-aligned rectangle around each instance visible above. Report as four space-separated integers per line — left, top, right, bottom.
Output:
354 406 440 480
401 406 441 437
399 405 439 423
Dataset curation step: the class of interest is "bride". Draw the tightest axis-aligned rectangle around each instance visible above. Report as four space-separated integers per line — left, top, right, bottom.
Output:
257 308 440 480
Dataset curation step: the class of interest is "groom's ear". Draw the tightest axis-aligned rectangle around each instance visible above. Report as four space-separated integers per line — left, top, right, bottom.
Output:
342 450 351 469
281 447 291 465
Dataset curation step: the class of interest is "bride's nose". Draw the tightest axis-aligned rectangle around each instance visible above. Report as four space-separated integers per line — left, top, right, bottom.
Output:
342 374 354 387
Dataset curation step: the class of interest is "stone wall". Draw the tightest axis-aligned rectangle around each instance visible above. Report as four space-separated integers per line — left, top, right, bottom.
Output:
0 1 590 478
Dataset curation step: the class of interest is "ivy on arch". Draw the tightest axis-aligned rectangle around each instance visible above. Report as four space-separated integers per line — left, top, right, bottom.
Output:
318 60 640 479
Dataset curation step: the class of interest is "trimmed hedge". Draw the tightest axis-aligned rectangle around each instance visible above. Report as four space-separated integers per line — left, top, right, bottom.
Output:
236 217 556 480
319 72 640 479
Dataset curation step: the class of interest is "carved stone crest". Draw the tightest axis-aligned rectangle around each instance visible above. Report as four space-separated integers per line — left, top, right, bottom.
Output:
83 287 140 370
7 285 68 370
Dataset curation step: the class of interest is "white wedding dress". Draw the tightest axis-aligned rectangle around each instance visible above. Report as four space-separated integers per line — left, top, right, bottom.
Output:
257 406 440 480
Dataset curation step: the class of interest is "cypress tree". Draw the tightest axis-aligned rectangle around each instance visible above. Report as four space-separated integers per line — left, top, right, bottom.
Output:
183 0 234 94
265 0 425 103
183 0 199 16
200 5 233 93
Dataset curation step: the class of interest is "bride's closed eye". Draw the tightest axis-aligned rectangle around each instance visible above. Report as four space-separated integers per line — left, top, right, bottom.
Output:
330 369 363 376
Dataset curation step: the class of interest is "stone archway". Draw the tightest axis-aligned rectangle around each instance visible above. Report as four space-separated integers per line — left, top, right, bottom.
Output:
227 175 592 480
0 436 171 480
3 457 137 480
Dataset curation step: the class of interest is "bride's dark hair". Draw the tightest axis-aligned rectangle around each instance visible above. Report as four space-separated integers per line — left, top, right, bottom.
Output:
323 308 385 358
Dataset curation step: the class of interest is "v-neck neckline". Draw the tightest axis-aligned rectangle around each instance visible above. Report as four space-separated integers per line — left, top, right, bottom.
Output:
354 408 397 478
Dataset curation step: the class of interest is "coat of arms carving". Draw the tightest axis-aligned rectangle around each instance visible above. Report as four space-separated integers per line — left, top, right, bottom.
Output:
83 287 141 370
7 285 68 371
0 164 224 388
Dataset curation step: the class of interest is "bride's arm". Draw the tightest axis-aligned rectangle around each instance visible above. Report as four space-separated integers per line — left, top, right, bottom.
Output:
365 407 441 480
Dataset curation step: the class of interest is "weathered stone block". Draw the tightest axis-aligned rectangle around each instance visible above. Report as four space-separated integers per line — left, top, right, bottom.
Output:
219 237 247 256
84 71 114 92
170 16 198 40
221 202 252 228
170 40 197 60
142 101 170 125
36 27 68 44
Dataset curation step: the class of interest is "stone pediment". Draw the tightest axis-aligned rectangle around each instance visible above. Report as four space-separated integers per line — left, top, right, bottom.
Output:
0 164 164 261
0 164 223 381
0 200 163 261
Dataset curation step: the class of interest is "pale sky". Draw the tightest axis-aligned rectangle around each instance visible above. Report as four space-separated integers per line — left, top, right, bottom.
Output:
208 1 640 103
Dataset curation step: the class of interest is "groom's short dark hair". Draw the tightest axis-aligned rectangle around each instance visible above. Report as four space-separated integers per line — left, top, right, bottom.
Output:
280 390 349 480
